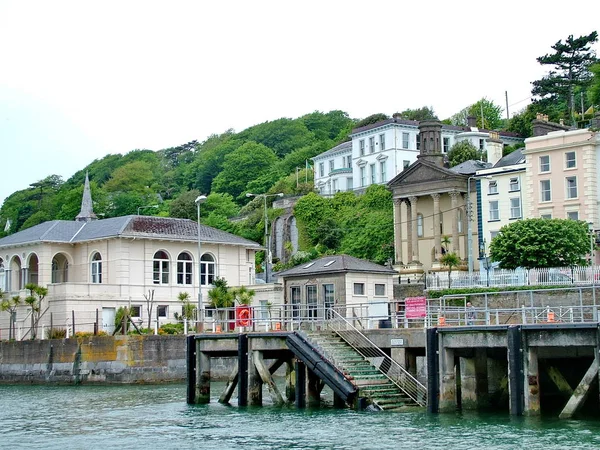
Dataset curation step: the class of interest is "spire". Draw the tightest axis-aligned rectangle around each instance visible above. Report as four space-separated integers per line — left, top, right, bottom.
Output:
75 172 98 222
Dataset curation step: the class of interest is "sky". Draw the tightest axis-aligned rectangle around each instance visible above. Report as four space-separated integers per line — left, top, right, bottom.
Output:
1 0 599 206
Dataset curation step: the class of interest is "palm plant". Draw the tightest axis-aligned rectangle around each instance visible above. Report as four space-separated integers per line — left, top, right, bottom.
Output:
440 252 461 289
24 283 47 340
1 291 21 340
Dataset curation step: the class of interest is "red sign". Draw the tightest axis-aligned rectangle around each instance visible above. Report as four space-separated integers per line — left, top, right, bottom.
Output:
405 296 427 318
235 305 252 327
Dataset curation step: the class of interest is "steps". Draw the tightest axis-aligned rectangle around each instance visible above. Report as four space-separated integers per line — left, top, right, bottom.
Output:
304 331 419 410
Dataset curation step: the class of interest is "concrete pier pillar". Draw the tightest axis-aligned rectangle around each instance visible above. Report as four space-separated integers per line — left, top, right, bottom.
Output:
507 326 524 416
475 349 489 409
307 369 321 407
460 356 477 410
439 347 456 412
487 357 508 408
523 346 540 416
247 340 262 406
196 351 211 404
286 360 295 403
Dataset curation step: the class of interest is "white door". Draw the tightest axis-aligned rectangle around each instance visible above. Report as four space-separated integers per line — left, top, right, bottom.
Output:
102 307 115 334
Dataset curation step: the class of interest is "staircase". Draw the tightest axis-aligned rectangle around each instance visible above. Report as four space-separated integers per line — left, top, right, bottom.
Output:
304 330 421 411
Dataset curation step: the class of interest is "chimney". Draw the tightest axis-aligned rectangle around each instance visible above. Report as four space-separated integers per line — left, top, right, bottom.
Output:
486 131 503 166
532 113 570 137
591 112 600 129
467 116 477 128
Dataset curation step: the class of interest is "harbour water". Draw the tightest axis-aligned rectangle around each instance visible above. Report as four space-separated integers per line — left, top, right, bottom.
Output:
2 383 600 449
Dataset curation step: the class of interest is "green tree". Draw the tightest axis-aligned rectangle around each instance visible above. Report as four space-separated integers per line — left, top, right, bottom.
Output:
103 160 157 193
24 283 47 339
169 189 201 220
354 113 389 129
0 292 21 340
394 106 437 121
490 218 590 269
211 142 278 201
589 62 600 108
230 285 255 305
449 98 504 129
532 31 598 125
440 252 461 288
177 291 196 321
238 118 315 158
447 140 481 167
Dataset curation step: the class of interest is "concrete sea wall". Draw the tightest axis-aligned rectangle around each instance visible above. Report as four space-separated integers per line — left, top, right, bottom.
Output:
0 335 225 384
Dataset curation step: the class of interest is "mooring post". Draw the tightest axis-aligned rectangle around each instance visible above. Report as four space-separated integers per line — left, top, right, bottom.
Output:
507 326 524 416
238 333 248 407
186 335 196 404
295 360 306 408
426 327 439 413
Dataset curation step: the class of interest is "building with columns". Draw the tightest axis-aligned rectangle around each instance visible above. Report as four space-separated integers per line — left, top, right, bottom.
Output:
387 121 514 278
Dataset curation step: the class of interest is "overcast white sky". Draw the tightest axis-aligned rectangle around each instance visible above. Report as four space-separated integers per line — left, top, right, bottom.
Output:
1 0 598 206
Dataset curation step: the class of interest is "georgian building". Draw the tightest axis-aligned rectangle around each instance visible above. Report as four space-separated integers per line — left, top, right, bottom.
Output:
312 116 523 197
0 175 273 337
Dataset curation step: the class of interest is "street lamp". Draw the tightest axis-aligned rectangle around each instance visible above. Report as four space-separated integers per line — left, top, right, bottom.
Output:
467 175 492 279
588 222 595 265
195 195 207 331
137 204 159 215
246 192 284 283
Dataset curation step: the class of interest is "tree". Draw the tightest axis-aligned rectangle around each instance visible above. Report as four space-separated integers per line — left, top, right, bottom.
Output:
176 291 196 322
447 140 481 167
207 277 234 329
394 106 437 121
24 283 47 339
589 62 600 108
440 252 461 288
144 289 155 330
354 113 389 129
0 292 21 340
489 218 590 269
532 31 598 125
230 286 255 305
449 98 504 129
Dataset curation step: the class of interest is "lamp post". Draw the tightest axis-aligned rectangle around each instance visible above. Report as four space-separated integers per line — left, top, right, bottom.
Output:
588 222 595 265
246 192 284 283
137 204 159 215
467 175 492 280
195 195 207 331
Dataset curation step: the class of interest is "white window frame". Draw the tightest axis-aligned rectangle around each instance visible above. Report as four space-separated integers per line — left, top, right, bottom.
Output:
370 163 376 185
329 160 334 172
91 252 102 284
359 139 365 156
347 177 353 191
306 284 318 319
565 151 576 169
353 283 365 296
200 254 216 286
417 214 424 237
566 176 578 199
379 134 385 151
567 211 579 220
540 180 551 202
380 161 386 183
369 136 375 154
402 132 409 149
153 251 170 285
157 305 168 318
539 155 550 173
488 180 498 195
443 137 450 153
374 283 385 296
360 167 366 187
510 198 521 219
177 252 193 285
319 162 324 177
489 201 499 221
509 177 520 192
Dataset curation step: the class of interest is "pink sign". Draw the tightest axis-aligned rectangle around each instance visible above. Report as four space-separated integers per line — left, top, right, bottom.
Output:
405 296 427 318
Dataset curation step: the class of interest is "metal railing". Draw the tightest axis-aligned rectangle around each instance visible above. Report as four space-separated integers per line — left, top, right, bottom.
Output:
326 309 427 407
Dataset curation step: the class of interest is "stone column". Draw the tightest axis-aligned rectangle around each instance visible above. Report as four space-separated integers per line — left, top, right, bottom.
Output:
406 201 413 264
432 193 441 260
523 346 540 416
449 191 460 256
196 351 211 404
408 196 419 263
460 349 489 410
439 346 456 412
248 342 262 406
393 199 403 264
475 348 490 409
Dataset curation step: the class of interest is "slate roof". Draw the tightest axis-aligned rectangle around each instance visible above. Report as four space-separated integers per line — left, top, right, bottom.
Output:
278 254 396 278
450 160 492 175
0 216 261 249
312 140 352 159
493 148 525 168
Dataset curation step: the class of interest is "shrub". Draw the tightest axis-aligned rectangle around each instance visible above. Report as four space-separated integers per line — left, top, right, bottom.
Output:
158 323 184 335
46 328 67 339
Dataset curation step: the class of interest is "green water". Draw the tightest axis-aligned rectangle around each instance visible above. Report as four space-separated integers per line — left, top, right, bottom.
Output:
1 383 600 449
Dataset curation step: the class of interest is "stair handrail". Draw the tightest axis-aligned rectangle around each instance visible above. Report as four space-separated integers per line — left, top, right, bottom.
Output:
326 308 427 407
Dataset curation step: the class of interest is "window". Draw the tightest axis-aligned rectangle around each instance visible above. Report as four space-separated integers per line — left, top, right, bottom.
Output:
416 134 421 150
488 180 498 195
332 179 338 192
306 285 317 319
479 139 485 151
375 283 385 296
347 177 353 191
369 137 375 153
346 155 352 168
353 283 365 295
359 139 365 156
200 254 216 285
259 300 269 320
246 249 253 262
539 155 550 172
323 284 334 310
443 137 450 153
540 180 551 202
291 286 301 318
540 213 552 219
403 160 410 170
370 163 376 184
489 201 499 221
510 198 521 219
329 160 334 172
566 176 578 199
177 252 193 285
360 167 366 187
490 231 499 240
380 161 386 183
379 134 385 150
319 162 324 177
153 251 170 285
417 214 423 237
565 151 576 169
91 252 102 284
130 305 141 318
509 177 520 192
157 305 168 318
402 132 409 149
457 209 463 233
567 211 579 220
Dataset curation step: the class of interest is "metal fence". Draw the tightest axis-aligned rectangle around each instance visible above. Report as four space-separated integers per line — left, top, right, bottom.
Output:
426 265 600 290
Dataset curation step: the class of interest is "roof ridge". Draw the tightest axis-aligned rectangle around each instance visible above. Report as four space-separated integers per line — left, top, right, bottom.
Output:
39 221 61 240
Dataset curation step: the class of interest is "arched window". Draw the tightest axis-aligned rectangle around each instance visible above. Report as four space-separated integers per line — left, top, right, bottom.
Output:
417 214 424 237
52 260 59 283
91 252 102 284
458 209 464 234
153 251 170 285
200 254 216 286
0 258 5 291
52 254 70 283
177 252 193 285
